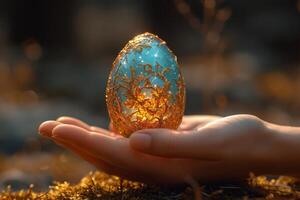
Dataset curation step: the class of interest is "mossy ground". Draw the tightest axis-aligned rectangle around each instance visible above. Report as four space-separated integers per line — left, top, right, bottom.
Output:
1 171 299 200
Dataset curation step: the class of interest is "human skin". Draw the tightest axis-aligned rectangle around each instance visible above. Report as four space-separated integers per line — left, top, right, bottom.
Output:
38 114 300 184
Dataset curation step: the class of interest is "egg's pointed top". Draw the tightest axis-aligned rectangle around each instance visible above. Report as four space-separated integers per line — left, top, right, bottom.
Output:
139 32 155 36
134 32 157 38
131 32 166 44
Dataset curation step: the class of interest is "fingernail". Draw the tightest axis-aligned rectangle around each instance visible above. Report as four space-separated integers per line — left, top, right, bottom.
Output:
130 133 151 150
38 121 60 138
51 125 63 139
38 122 53 137
39 129 51 137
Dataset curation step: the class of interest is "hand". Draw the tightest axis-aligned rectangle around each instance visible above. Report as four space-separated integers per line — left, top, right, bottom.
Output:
38 114 291 184
130 114 268 161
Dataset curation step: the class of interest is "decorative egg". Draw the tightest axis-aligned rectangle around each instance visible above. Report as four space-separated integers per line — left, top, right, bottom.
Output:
106 32 185 137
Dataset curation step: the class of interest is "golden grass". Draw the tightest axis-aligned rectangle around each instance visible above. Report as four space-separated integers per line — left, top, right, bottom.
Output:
0 171 299 200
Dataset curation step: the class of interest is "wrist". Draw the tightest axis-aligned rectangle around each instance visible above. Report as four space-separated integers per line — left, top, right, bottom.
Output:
262 122 300 176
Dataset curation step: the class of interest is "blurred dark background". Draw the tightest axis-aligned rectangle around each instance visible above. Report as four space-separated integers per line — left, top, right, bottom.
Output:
0 0 300 191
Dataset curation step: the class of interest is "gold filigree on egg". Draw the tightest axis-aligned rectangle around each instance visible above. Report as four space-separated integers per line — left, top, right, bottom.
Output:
106 33 185 137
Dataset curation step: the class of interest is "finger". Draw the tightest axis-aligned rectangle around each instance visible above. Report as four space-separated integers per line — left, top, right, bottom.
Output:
39 120 248 183
52 124 129 168
53 138 134 178
40 120 136 179
39 120 61 137
90 126 119 137
57 116 91 130
129 128 221 160
179 115 221 130
51 124 194 183
54 132 227 184
48 125 236 184
57 116 115 136
53 128 236 183
40 120 135 179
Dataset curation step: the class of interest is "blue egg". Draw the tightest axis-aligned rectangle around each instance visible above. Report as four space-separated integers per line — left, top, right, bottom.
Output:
106 32 185 136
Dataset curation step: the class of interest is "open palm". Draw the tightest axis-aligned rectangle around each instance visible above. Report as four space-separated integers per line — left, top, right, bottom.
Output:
39 114 276 184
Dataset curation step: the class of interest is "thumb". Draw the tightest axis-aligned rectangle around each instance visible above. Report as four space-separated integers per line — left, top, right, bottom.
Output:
129 128 221 160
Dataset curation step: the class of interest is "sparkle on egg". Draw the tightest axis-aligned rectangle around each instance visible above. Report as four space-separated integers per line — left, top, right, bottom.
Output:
106 32 185 137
